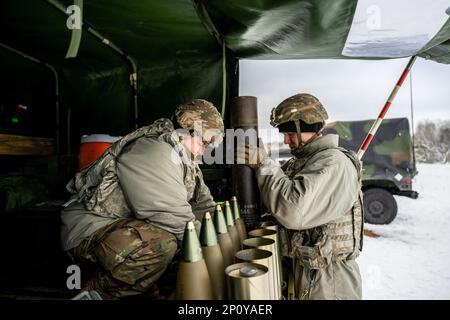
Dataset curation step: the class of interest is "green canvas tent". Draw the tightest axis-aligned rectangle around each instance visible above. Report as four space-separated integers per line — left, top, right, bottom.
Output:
1 0 450 153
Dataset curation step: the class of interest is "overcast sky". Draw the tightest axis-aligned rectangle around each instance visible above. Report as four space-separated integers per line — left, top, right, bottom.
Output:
239 57 450 142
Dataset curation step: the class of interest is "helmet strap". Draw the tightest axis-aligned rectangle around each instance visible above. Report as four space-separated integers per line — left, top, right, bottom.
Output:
294 120 304 147
294 121 325 151
307 127 324 143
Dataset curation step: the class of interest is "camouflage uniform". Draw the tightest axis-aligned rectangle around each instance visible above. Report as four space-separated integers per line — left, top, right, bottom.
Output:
61 99 224 299
69 218 178 299
257 93 364 299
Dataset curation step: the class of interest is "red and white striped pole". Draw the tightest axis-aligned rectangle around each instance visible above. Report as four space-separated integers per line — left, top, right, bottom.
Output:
356 56 417 160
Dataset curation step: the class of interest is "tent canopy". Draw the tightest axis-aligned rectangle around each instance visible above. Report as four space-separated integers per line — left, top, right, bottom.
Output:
1 0 449 151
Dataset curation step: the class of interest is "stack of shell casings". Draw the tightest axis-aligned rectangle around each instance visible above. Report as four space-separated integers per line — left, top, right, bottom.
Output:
260 221 284 294
242 229 282 300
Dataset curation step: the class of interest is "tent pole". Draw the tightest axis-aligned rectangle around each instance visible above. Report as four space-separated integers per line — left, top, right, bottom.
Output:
0 42 61 155
357 56 417 160
409 69 417 174
45 0 139 128
221 42 227 118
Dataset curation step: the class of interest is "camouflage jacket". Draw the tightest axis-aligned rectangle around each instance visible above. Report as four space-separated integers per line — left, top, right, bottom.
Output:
61 119 215 250
256 134 363 299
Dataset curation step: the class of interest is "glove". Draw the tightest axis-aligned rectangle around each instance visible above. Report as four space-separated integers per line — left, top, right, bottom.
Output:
236 139 269 169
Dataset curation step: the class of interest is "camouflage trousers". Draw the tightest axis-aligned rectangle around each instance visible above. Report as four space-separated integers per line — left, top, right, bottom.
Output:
70 219 178 299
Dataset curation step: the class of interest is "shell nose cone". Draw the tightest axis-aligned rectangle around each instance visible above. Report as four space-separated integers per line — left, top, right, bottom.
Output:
200 212 218 247
224 201 235 226
181 220 203 262
231 196 242 220
213 205 228 234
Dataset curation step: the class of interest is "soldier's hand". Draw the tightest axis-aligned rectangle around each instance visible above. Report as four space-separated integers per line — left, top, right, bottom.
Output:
236 140 268 169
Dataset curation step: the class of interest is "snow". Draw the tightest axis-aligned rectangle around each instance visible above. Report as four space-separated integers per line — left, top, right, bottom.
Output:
359 163 450 299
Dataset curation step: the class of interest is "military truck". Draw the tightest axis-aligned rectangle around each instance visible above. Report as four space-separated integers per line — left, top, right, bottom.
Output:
324 118 419 225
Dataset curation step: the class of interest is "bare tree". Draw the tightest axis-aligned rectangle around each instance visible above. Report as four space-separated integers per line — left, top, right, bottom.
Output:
415 120 450 163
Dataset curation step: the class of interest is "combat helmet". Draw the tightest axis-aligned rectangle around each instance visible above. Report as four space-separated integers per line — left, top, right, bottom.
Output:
270 93 328 128
270 93 328 147
174 99 224 147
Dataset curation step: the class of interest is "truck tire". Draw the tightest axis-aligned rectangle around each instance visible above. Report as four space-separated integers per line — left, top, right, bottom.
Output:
363 188 398 225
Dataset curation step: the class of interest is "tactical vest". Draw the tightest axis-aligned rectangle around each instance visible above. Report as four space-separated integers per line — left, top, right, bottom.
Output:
65 118 201 218
283 147 364 269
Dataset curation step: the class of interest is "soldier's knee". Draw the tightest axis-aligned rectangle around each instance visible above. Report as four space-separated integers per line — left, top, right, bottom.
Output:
93 220 178 284
119 228 177 284
158 235 178 263
132 225 178 273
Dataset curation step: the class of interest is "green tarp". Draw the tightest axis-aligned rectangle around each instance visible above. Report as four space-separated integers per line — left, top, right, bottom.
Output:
1 0 449 153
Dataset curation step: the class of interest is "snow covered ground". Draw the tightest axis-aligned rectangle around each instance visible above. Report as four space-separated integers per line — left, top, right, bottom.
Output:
359 163 450 299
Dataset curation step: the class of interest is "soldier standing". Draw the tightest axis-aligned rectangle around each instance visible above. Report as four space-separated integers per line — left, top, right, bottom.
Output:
61 99 224 299
240 93 364 300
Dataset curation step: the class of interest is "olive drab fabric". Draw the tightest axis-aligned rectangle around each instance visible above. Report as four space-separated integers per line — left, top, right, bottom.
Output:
256 134 363 299
270 93 329 127
61 117 216 251
289 147 364 269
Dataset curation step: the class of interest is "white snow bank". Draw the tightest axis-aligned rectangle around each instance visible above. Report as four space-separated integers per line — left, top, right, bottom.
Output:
359 163 450 299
